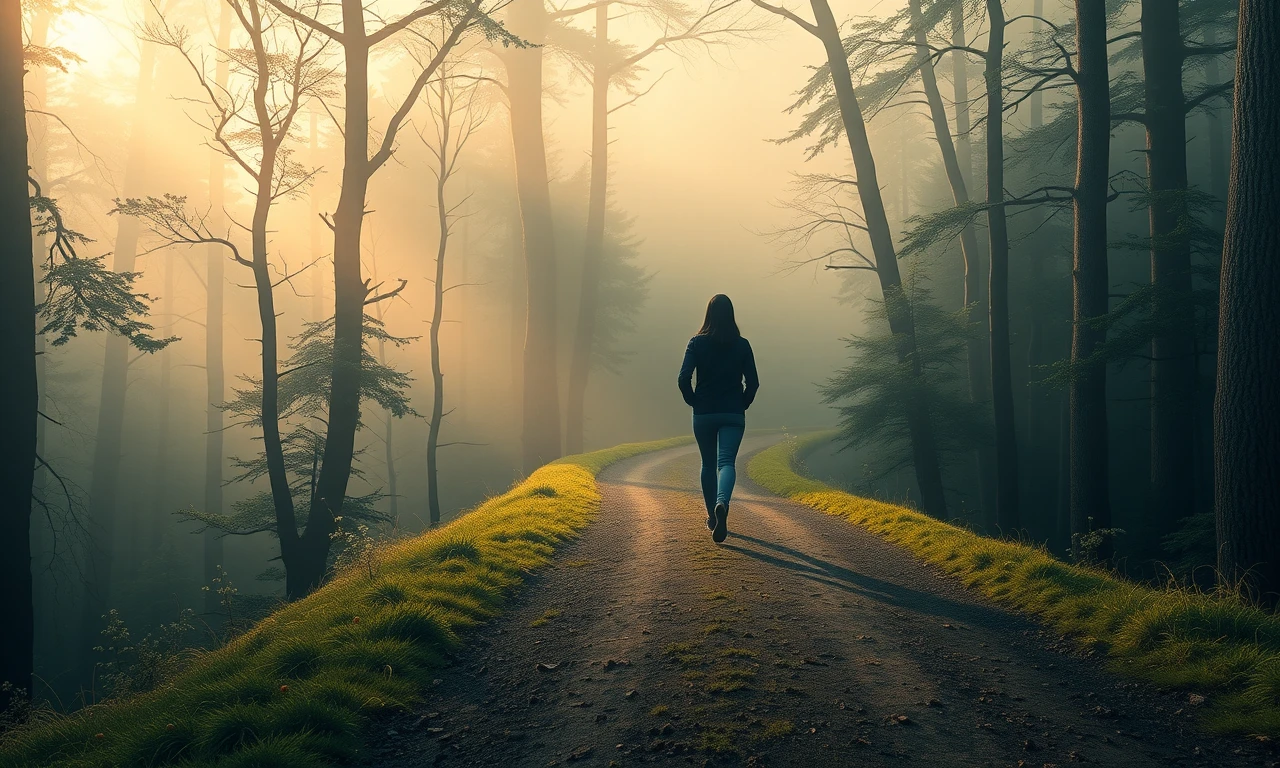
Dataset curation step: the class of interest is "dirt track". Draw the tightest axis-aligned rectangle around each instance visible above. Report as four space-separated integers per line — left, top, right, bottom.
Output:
365 439 1273 767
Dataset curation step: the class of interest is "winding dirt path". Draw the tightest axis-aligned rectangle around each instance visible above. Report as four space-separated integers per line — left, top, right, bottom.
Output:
365 440 1273 767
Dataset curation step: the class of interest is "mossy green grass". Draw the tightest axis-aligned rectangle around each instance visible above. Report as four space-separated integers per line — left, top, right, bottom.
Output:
0 437 688 768
749 432 1280 738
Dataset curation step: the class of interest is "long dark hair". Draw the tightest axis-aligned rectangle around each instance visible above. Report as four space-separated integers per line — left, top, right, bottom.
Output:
697 294 741 341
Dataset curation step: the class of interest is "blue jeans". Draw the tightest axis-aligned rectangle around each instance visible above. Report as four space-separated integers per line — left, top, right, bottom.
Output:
692 413 746 514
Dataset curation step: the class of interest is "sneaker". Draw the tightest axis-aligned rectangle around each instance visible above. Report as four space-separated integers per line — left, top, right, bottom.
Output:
706 510 716 531
712 502 728 543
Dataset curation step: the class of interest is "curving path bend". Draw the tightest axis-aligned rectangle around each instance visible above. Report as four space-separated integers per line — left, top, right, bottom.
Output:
365 439 1272 768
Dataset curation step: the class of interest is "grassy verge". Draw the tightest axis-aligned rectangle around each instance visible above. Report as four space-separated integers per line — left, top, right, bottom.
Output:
0 437 689 768
749 432 1280 738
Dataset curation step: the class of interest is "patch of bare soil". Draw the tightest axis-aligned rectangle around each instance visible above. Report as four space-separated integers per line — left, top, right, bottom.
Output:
364 440 1275 767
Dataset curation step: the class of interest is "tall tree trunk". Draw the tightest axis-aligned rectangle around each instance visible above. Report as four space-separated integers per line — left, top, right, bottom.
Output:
565 3 609 456
203 1 230 613
1214 0 1280 606
270 0 479 594
297 2 378 596
951 3 995 525
81 21 159 679
249 141 299 598
0 0 37 709
811 0 948 518
1024 0 1055 536
984 0 1020 533
1069 0 1113 560
912 0 988 523
426 129 449 527
505 0 562 472
950 3 973 183
1142 0 1196 549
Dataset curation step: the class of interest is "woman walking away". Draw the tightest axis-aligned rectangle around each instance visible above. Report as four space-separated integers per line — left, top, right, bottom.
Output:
678 294 760 543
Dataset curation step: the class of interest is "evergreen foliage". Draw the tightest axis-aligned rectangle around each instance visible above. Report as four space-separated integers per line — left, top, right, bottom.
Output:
180 316 417 539
820 279 989 483
29 190 174 353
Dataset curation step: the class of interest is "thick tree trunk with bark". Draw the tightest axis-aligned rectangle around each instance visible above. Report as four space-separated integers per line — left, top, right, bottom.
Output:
295 3 377 596
1069 0 1113 559
0 0 37 709
1214 0 1280 605
81 26 158 676
565 4 609 456
983 0 1020 533
810 0 948 518
505 0 562 472
1142 0 1196 547
1024 0 1059 537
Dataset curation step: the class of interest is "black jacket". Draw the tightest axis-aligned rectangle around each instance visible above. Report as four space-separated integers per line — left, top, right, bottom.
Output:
678 335 760 415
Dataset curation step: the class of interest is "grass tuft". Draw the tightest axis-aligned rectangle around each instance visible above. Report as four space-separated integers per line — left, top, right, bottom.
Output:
0 436 691 768
749 432 1280 738
529 609 561 628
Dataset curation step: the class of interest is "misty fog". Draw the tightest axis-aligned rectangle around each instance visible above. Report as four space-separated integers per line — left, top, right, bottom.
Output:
10 0 1249 715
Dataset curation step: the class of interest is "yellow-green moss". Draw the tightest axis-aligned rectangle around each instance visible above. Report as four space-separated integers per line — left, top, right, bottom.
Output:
0 437 689 768
749 432 1280 738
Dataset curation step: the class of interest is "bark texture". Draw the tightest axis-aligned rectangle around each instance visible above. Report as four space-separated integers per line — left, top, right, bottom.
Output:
1069 0 1113 559
1214 0 1280 605
983 0 1020 533
0 0 37 708
1142 0 1196 548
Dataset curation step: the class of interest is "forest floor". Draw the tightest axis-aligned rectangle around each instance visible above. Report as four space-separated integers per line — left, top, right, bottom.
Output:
363 439 1275 768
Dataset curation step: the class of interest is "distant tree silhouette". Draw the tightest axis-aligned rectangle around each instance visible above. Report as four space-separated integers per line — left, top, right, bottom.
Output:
752 0 949 518
417 65 486 526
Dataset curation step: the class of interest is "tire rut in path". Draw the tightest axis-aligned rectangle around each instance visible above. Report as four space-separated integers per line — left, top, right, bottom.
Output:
365 441 1272 767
